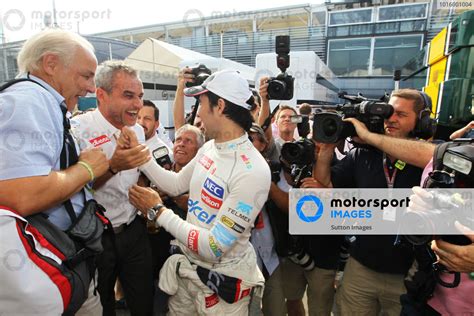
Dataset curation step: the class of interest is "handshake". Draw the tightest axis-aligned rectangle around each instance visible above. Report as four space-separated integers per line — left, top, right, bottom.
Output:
77 127 151 182
108 127 151 173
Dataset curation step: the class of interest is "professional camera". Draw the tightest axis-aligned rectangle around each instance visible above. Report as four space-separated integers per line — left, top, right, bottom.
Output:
281 114 316 188
186 64 212 88
403 139 474 246
312 93 394 143
267 35 294 100
152 146 172 170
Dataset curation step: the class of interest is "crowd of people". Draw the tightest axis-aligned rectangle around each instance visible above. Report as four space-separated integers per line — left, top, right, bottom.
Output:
0 29 473 316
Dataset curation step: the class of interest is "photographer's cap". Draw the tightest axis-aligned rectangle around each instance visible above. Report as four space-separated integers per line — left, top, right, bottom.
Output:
184 69 253 110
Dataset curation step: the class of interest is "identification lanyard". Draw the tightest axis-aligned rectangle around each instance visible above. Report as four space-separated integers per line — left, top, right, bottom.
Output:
383 153 397 189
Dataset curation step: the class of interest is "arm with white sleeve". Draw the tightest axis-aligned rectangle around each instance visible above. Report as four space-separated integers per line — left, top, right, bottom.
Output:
130 167 271 261
139 153 197 197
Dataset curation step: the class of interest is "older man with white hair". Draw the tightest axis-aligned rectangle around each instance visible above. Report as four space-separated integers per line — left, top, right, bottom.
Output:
0 29 109 315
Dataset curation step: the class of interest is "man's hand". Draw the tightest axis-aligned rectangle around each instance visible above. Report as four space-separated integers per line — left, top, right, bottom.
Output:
78 148 109 178
110 145 150 172
177 67 194 91
342 117 371 144
129 184 163 215
317 142 337 161
450 120 474 140
300 177 325 188
117 127 139 149
432 222 474 273
259 77 270 100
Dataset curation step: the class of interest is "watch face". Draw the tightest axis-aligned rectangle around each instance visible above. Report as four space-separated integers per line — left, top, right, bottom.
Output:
147 209 157 221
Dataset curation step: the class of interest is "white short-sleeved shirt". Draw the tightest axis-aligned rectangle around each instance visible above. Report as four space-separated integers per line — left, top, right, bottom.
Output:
0 75 89 230
71 109 145 227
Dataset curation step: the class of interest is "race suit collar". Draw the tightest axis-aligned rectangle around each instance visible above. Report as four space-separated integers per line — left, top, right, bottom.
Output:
214 133 252 153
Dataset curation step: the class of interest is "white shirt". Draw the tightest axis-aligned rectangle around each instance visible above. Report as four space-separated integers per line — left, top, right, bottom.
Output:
71 109 145 227
156 124 174 150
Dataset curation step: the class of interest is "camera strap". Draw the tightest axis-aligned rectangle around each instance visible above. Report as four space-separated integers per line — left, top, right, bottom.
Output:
261 105 280 132
383 152 398 189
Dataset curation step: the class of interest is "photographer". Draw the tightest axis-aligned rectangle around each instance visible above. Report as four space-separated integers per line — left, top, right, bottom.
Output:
402 139 474 315
174 66 208 132
314 89 435 315
247 123 287 315
257 76 344 315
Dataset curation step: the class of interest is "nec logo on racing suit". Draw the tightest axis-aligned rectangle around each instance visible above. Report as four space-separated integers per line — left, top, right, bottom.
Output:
188 199 216 224
201 178 224 209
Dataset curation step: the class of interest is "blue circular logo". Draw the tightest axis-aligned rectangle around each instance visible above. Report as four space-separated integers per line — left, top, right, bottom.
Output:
296 195 324 223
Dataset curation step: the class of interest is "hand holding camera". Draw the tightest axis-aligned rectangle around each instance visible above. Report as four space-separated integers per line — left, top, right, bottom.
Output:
177 67 195 91
185 64 212 88
431 222 474 273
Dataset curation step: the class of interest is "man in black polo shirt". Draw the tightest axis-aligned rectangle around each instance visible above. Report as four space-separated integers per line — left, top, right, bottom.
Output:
314 89 435 315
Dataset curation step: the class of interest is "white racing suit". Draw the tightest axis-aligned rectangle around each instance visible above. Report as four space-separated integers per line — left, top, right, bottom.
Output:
140 133 271 315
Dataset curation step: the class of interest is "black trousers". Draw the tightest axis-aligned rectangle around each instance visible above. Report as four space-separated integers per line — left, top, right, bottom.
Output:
96 216 154 316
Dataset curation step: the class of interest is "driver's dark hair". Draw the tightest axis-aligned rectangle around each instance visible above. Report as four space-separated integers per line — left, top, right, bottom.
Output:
207 91 253 131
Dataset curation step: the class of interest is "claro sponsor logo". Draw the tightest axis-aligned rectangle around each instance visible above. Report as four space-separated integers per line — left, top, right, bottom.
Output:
187 229 199 253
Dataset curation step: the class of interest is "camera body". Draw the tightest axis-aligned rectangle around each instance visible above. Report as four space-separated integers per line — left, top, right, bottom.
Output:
186 64 212 88
268 73 295 100
267 35 295 101
152 146 172 170
404 140 474 246
313 96 394 143
280 112 315 188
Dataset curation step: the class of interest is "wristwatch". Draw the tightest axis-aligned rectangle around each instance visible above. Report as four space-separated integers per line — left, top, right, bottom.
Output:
147 204 166 222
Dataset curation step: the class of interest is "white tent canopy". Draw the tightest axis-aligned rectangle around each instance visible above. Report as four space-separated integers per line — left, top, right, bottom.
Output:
125 38 255 85
125 38 210 77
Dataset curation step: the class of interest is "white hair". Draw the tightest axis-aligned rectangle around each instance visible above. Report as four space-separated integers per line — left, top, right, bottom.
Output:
17 28 95 75
175 124 205 148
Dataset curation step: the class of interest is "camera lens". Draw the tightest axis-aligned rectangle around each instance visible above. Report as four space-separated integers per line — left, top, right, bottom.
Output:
268 80 287 99
322 117 338 137
281 142 302 164
424 170 455 188
401 211 436 245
